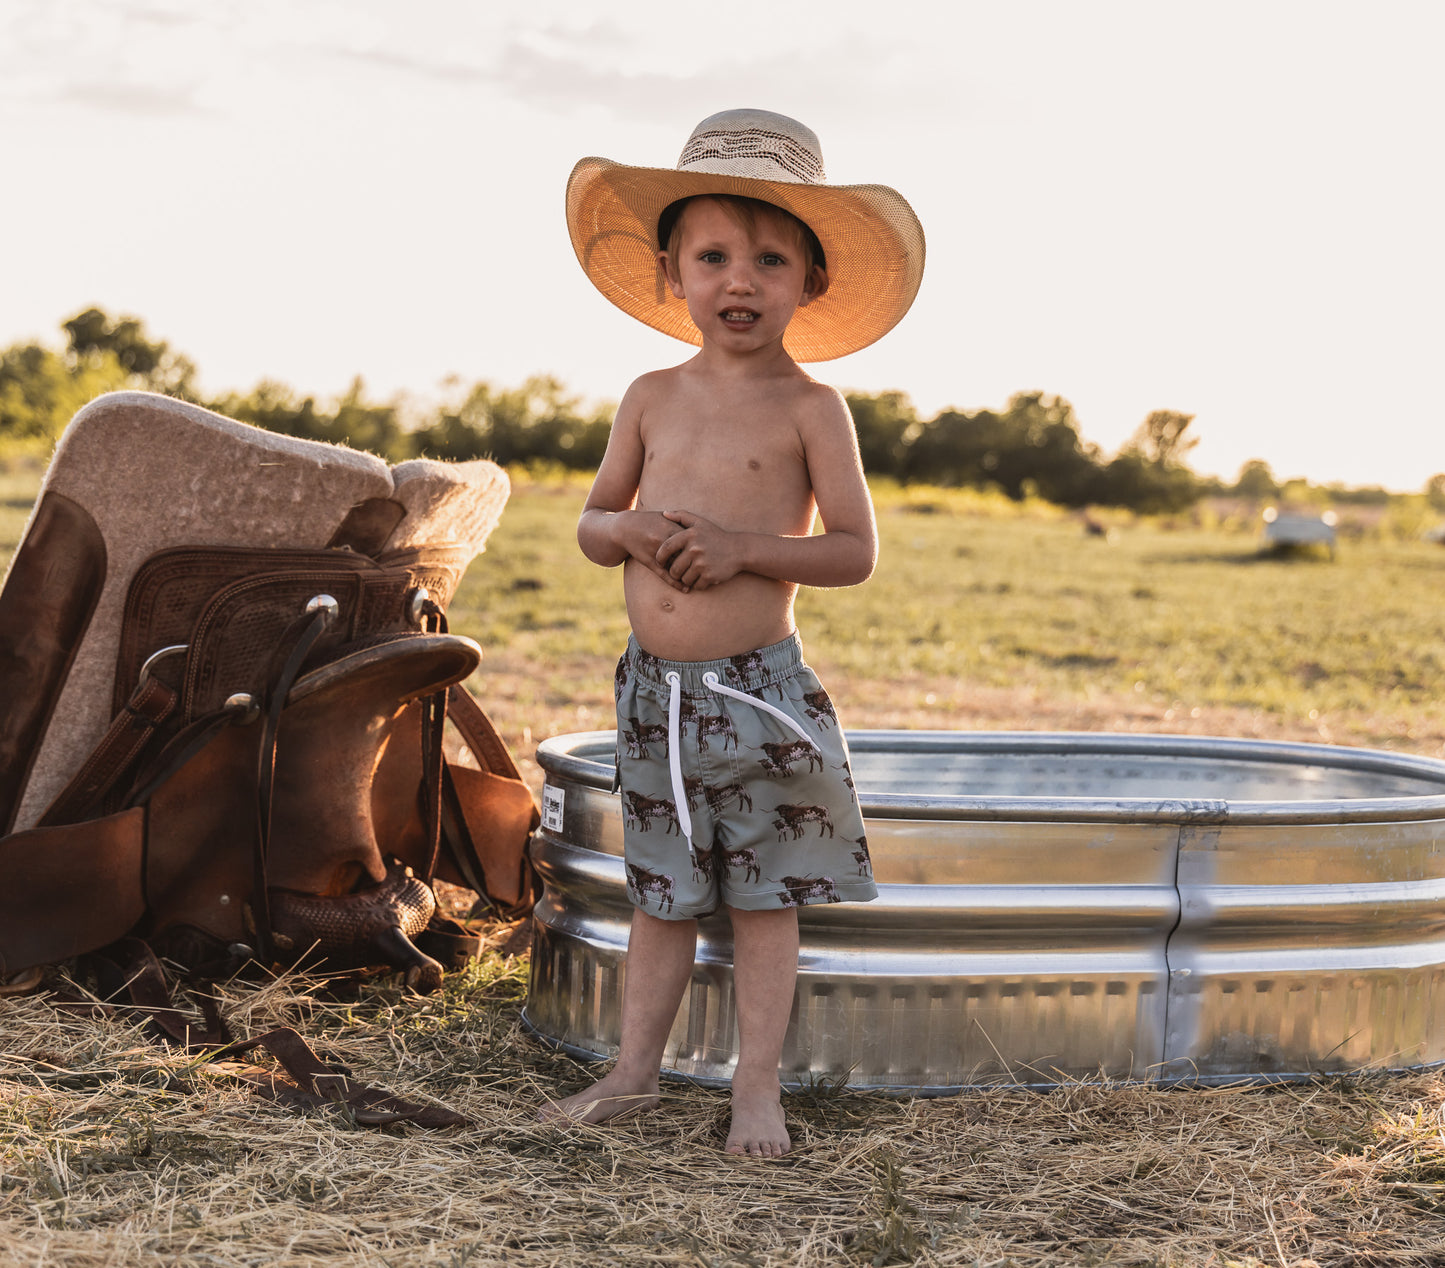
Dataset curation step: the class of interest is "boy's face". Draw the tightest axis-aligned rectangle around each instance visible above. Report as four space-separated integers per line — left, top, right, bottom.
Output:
658 198 828 355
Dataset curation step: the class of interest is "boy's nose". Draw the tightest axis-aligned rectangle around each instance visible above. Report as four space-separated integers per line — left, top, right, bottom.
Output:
725 269 756 294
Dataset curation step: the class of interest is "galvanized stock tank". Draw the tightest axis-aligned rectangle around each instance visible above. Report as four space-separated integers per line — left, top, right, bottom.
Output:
524 731 1445 1090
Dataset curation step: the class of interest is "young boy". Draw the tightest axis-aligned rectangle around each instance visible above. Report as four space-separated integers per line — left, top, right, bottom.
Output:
546 108 924 1157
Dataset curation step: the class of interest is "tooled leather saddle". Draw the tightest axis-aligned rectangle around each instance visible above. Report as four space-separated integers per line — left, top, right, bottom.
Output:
0 394 539 1113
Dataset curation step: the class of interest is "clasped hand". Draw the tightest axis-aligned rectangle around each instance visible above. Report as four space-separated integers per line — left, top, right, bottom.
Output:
622 508 742 593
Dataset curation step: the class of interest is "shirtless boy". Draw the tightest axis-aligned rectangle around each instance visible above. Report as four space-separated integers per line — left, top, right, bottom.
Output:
545 108 924 1156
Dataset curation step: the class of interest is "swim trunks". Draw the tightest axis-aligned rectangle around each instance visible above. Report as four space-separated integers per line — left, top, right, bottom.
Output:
613 632 877 919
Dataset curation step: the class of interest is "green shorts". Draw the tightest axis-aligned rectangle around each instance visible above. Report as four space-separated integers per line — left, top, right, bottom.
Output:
614 633 877 919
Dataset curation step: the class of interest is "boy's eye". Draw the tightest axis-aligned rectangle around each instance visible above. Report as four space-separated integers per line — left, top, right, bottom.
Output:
700 250 724 264
759 253 785 266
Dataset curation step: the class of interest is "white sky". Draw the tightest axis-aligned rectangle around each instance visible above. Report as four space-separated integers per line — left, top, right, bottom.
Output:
1 0 1441 490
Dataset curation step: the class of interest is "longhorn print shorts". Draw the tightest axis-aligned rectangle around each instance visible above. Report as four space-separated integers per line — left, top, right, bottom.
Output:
613 632 878 919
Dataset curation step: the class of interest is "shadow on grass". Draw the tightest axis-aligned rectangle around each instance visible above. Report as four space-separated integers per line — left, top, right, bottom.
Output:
1142 546 1338 566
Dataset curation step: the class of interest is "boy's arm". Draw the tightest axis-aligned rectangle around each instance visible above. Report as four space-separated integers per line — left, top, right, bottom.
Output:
660 386 877 591
577 380 688 590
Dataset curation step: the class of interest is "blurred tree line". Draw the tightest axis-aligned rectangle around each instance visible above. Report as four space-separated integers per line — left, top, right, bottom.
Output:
2 310 1438 516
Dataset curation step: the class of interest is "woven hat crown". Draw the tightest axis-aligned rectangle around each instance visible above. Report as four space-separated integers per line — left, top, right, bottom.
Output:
676 110 827 185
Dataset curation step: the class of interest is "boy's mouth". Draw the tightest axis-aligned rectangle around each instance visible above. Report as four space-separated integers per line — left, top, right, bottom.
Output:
720 308 759 326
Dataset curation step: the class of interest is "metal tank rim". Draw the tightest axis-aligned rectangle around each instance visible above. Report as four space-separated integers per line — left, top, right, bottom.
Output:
536 728 1445 826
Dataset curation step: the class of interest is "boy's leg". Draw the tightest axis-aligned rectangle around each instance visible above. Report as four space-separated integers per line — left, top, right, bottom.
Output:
540 908 697 1123
725 905 799 1157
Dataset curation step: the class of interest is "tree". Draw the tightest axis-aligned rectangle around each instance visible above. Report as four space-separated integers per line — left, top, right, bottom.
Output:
845 390 918 477
899 391 1100 504
0 341 131 440
1125 409 1197 468
1233 459 1280 500
413 375 612 470
1092 450 1199 514
62 307 197 397
1426 473 1445 512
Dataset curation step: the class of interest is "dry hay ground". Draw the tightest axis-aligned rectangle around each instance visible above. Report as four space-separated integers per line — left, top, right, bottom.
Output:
3 927 1445 1268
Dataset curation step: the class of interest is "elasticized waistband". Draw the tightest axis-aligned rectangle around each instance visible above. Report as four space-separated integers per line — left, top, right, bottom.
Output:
625 632 804 696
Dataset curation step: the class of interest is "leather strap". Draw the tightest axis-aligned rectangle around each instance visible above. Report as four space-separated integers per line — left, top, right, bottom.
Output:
38 677 177 826
73 940 467 1128
447 685 529 784
0 490 107 833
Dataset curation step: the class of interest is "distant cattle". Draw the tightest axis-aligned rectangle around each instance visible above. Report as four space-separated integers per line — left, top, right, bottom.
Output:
778 875 841 907
722 846 761 884
758 739 822 777
626 862 675 912
624 789 680 835
773 802 835 838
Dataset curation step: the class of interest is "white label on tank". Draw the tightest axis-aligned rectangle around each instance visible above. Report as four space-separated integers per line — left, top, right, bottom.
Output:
541 782 565 833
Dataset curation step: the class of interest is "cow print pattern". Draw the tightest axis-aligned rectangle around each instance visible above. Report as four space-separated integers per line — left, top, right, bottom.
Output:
613 635 877 919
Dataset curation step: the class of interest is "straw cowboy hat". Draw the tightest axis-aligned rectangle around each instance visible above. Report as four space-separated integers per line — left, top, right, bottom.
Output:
565 108 925 362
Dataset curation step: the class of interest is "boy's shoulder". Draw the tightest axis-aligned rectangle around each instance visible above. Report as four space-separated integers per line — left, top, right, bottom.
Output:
618 362 851 441
618 364 685 406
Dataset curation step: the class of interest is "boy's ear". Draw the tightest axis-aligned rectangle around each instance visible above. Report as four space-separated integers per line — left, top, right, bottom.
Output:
657 251 686 300
798 264 829 308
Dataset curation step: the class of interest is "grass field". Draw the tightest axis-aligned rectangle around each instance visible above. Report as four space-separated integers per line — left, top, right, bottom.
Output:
3 469 1445 1266
461 472 1445 791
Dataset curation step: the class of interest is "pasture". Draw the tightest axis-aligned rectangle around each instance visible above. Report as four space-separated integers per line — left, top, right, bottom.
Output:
3 470 1445 1266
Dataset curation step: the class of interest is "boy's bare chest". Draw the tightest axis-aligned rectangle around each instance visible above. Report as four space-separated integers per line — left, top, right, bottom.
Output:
638 412 809 513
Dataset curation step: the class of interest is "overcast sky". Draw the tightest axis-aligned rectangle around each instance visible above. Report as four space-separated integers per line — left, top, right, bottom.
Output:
2 1 1441 490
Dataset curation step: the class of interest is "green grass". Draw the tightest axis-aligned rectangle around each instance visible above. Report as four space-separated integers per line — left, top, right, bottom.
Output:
459 472 1445 755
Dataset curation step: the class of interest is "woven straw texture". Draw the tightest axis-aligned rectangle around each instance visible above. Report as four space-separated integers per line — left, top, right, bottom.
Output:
565 113 925 363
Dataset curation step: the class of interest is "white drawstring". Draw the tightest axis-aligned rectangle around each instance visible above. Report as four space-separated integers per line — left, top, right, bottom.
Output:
664 668 817 852
665 672 693 844
701 671 813 744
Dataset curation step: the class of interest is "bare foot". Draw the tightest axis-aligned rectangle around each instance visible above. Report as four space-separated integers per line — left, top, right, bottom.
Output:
725 1081 791 1158
539 1069 661 1125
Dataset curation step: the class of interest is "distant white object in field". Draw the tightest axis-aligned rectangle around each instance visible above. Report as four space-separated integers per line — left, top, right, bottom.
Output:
1261 506 1338 558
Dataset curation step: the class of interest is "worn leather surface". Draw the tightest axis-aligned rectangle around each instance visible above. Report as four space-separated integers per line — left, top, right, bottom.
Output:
138 633 480 950
445 766 541 909
142 723 261 945
0 808 146 976
114 546 465 719
0 491 107 834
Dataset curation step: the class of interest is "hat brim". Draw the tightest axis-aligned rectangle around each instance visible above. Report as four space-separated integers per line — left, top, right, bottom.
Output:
565 156 926 363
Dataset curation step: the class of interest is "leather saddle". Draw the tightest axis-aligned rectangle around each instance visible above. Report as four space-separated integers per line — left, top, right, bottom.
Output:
0 391 539 995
